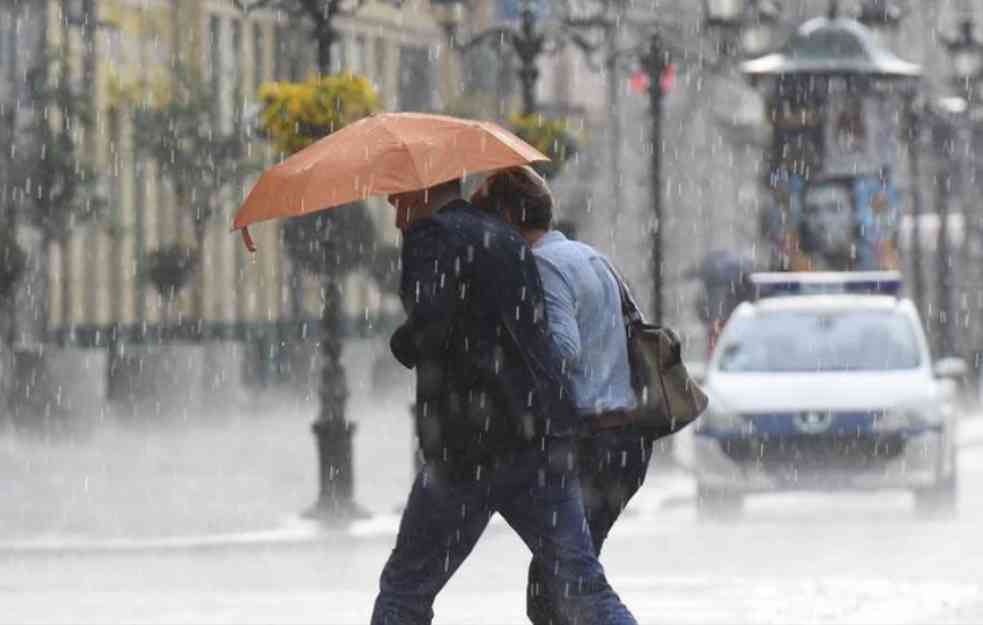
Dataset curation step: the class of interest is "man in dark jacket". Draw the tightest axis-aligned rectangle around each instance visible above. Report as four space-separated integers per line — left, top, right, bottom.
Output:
371 178 637 625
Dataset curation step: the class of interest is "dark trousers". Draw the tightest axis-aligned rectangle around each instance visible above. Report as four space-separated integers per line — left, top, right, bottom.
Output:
371 439 638 625
527 426 654 625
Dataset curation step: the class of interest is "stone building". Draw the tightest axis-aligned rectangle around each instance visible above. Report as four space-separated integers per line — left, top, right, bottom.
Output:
0 0 456 416
0 0 452 393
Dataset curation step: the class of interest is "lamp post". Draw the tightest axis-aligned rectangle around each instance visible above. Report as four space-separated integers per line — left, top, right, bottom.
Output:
433 0 549 116
594 1 778 326
939 16 983 358
639 32 669 326
929 102 960 358
857 0 906 30
433 0 612 117
943 18 983 103
704 0 780 61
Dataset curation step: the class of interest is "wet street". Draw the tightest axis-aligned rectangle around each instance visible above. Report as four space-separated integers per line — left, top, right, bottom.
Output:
4 427 982 625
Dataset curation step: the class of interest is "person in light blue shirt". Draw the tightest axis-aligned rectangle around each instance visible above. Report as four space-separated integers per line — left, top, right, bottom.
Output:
472 166 656 625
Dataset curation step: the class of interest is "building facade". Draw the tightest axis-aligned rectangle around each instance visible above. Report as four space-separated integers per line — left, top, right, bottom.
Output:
0 0 448 353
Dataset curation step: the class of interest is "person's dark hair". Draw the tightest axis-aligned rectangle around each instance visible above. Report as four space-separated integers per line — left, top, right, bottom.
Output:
470 166 553 230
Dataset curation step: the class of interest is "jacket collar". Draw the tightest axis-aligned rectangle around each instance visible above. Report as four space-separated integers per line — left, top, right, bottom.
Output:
436 198 471 214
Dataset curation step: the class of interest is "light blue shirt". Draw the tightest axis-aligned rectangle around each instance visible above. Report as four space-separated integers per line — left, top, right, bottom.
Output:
533 231 637 417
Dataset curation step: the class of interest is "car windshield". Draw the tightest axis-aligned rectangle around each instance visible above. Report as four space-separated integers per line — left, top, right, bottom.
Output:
716 309 922 373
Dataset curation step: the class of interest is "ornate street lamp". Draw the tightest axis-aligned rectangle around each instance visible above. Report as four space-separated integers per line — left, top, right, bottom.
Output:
431 0 546 116
593 3 778 327
431 0 604 116
704 0 781 59
935 16 983 358
942 18 983 99
857 0 906 30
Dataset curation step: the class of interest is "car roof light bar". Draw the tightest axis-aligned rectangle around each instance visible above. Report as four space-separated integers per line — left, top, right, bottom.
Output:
750 271 904 299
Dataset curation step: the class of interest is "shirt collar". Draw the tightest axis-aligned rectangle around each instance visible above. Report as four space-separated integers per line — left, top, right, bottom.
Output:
533 230 568 249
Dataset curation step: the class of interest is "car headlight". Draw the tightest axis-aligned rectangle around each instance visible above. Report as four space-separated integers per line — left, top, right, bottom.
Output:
872 410 908 432
872 409 931 432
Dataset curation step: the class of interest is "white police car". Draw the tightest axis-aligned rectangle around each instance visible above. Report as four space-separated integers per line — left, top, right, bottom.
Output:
694 272 959 518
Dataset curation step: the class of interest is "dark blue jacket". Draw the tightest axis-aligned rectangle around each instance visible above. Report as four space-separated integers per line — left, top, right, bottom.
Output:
391 199 576 467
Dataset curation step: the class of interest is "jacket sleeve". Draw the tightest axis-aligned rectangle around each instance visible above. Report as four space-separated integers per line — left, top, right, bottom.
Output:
535 256 581 369
390 220 460 369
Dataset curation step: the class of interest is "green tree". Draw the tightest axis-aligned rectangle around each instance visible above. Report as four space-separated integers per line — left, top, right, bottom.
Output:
131 64 257 323
257 73 388 521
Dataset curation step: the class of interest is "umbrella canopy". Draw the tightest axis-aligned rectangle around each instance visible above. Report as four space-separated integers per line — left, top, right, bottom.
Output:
232 112 549 249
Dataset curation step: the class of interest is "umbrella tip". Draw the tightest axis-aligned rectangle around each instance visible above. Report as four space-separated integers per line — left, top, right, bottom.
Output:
241 227 257 253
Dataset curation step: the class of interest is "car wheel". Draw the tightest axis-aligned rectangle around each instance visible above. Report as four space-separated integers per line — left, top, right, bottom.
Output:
696 485 743 521
914 470 958 520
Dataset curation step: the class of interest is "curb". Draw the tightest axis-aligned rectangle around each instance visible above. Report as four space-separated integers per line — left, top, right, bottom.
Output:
0 516 398 555
0 513 515 556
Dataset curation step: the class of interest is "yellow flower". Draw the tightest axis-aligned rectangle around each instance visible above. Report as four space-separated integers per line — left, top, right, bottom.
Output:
257 74 380 155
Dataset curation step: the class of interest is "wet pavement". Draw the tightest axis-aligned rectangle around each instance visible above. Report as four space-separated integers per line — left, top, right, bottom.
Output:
3 435 983 624
3 341 983 623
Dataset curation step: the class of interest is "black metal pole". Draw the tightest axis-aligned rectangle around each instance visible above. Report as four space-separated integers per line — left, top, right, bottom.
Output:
643 33 666 326
305 274 367 522
607 27 624 233
906 97 926 321
934 116 957 357
516 0 540 116
303 5 365 523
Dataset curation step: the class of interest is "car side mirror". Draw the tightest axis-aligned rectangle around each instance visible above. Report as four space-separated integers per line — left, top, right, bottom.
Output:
934 357 968 380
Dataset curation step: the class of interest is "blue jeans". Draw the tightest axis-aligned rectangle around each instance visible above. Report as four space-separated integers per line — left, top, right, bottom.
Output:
527 426 654 625
371 439 638 625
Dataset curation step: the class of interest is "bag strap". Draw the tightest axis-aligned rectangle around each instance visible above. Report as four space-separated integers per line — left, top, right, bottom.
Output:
598 256 673 422
598 256 645 326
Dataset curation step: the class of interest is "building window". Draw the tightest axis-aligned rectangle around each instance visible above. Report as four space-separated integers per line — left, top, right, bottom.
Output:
354 34 367 76
274 21 300 81
253 22 266 93
398 46 433 112
0 8 8 70
330 34 347 75
208 14 221 121
374 36 387 93
231 18 243 123
462 44 499 93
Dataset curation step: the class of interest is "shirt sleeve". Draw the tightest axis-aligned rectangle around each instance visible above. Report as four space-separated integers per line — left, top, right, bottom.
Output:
536 256 581 369
390 220 460 369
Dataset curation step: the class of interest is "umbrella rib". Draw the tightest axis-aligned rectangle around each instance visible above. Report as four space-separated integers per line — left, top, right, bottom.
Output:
378 118 427 190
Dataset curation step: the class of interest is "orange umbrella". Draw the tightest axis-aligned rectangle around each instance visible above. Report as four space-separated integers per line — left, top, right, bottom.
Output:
232 112 549 251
